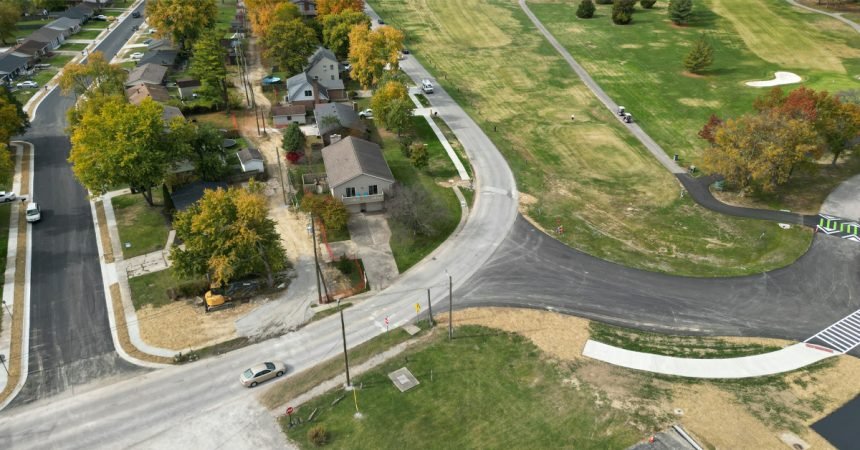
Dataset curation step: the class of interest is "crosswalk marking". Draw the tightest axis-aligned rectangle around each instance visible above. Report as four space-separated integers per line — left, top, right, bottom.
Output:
806 309 860 354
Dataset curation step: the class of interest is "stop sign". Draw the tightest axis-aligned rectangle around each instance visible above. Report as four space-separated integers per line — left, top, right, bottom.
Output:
286 406 294 416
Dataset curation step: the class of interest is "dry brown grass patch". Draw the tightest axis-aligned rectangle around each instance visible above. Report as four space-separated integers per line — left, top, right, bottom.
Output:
109 283 172 364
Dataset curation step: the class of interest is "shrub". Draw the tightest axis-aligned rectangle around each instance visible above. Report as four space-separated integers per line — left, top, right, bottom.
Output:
576 0 596 18
399 135 414 158
336 257 354 275
177 279 210 298
612 0 636 24
668 0 693 24
684 34 714 73
641 0 657 7
307 425 328 447
596 0 612 4
286 151 302 163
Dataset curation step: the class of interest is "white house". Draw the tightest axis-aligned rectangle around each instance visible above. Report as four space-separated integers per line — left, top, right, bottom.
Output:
271 104 307 127
305 47 345 100
321 136 395 213
237 148 265 173
176 78 202 99
285 72 329 111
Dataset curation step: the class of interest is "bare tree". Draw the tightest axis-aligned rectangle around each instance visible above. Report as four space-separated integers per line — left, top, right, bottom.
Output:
387 184 441 236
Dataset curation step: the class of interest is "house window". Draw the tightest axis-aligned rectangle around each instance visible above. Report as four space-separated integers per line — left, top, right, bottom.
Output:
331 75 335 81
304 90 312 97
345 187 356 197
313 75 318 80
286 115 292 120
368 185 378 195
330 64 334 70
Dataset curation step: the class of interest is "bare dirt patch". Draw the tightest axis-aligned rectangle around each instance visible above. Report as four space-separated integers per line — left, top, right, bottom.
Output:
109 284 171 364
137 299 263 351
446 307 860 448
677 97 721 108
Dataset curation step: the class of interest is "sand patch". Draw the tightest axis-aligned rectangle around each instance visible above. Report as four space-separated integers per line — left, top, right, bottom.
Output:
678 98 722 108
137 299 262 350
745 71 802 87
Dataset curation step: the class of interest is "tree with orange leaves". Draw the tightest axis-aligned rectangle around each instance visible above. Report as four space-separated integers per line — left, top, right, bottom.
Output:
317 0 364 16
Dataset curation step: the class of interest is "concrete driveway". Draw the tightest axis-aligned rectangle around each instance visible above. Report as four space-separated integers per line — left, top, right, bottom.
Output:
346 213 399 291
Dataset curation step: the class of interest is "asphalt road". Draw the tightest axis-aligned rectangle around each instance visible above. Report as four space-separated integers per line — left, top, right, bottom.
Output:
9 4 147 406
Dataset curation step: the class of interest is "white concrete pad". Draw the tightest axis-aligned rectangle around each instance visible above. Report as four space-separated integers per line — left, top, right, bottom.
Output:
582 340 836 379
745 71 802 87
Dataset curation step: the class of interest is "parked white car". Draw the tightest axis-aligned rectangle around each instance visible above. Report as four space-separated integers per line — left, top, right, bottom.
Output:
0 191 17 203
129 52 144 60
16 81 38 89
26 202 41 223
358 108 373 119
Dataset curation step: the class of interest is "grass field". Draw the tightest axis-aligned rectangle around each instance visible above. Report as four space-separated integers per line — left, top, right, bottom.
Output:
369 0 812 276
111 191 169 259
74 29 104 39
281 326 642 449
58 42 88 52
128 268 202 309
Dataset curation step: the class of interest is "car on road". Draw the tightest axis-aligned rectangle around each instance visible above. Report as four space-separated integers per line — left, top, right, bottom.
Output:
132 25 139 31
143 38 154 45
16 81 38 89
26 202 41 223
261 75 281 85
132 11 140 18
240 361 286 387
129 52 144 60
0 192 17 203
358 108 373 119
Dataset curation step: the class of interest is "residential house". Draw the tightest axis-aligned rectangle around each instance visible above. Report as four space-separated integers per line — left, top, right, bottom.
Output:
161 105 185 125
138 49 179 68
236 148 264 174
291 0 317 17
285 72 329 111
0 52 32 84
271 105 307 127
125 63 167 87
125 83 171 105
146 39 174 51
14 40 51 60
59 4 95 23
219 38 239 65
27 27 66 50
176 78 201 99
169 181 229 212
314 102 366 142
46 17 82 37
321 136 395 213
305 47 346 100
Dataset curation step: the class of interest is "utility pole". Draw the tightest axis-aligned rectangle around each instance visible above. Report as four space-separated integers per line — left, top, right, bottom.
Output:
274 142 288 206
448 274 453 340
311 214 322 304
426 288 433 327
337 299 351 388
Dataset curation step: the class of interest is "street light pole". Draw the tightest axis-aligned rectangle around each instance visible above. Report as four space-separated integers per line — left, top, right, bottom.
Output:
338 299 351 388
273 143 288 206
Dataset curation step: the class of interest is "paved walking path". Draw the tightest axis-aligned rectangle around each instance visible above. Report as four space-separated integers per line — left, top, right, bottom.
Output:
408 91 471 181
785 0 860 33
582 340 836 378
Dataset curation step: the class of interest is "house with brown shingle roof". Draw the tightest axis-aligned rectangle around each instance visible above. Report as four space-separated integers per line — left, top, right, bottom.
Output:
125 63 167 87
321 136 394 213
125 83 171 105
271 104 307 127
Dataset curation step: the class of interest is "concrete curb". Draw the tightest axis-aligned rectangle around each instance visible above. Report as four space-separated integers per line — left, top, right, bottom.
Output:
94 190 174 360
582 340 837 379
0 141 33 410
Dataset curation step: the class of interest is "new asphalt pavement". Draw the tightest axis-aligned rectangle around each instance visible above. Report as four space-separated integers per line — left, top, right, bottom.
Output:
9 4 147 406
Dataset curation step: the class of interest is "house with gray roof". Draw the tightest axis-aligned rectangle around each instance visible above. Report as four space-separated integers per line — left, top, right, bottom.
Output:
138 49 179 68
27 27 66 50
161 105 185 125
305 47 345 99
236 148 264 173
46 17 82 37
285 72 329 112
59 4 94 23
291 0 317 17
125 63 167 87
314 102 366 141
321 136 394 213
0 52 32 84
14 40 51 59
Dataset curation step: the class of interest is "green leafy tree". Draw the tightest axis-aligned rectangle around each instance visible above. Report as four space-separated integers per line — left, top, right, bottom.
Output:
640 0 657 8
169 121 228 180
0 2 20 45
282 122 306 153
385 98 415 137
301 194 349 231
68 97 178 205
409 143 428 169
595 0 613 4
145 0 218 50
0 86 30 144
58 51 127 98
612 0 635 24
668 0 693 25
190 30 229 109
320 10 370 59
684 34 714 73
171 182 288 288
261 18 319 75
370 80 409 127
576 0 596 18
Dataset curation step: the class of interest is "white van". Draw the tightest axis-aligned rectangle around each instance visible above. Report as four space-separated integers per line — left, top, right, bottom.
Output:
421 79 434 94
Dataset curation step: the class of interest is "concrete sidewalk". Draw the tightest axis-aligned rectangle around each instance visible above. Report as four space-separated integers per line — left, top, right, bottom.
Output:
582 340 837 379
408 91 471 181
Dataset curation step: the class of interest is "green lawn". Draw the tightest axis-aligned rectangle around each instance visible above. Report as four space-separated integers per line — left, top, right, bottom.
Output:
374 117 462 272
45 54 74 68
74 29 104 39
281 325 641 449
215 0 239 37
111 191 170 259
128 268 204 309
83 20 110 29
369 0 814 277
12 18 50 40
58 42 88 51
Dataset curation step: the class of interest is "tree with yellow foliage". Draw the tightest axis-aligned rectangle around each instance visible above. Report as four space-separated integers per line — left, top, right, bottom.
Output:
348 24 404 88
317 0 364 16
58 51 126 98
145 0 218 50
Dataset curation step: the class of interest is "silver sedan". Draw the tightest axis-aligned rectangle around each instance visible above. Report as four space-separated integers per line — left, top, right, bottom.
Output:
239 361 286 387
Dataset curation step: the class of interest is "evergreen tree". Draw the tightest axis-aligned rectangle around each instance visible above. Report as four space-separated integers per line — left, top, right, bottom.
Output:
576 0 596 18
668 0 693 25
612 0 636 24
641 0 657 8
282 123 306 153
684 34 714 73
